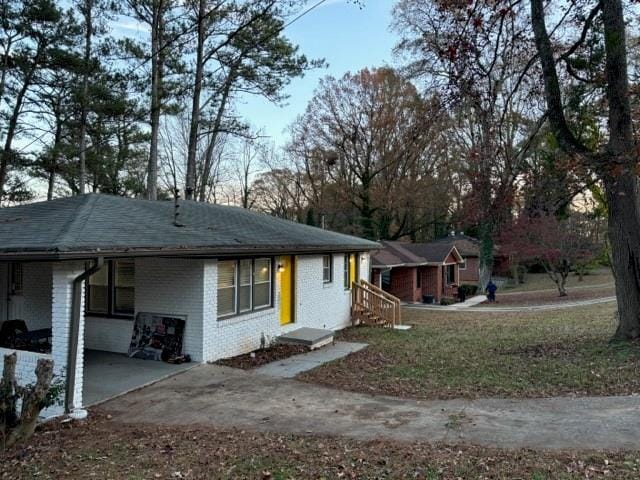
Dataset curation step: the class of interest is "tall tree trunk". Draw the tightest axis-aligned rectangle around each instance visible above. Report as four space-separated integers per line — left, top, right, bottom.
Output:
477 110 495 291
0 37 13 103
147 0 164 201
47 111 64 201
78 0 93 195
197 65 237 202
531 0 640 339
605 174 640 339
602 0 640 339
0 68 34 200
359 176 375 240
185 0 206 201
478 221 494 291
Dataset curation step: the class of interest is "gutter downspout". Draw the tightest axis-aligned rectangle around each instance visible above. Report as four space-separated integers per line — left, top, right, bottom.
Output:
65 257 103 414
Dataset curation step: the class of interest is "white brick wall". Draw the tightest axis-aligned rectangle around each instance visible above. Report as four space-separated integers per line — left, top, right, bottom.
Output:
51 262 86 414
0 262 52 329
21 263 53 331
135 257 206 362
85 317 133 353
201 252 370 362
0 251 371 418
293 254 352 331
80 252 371 365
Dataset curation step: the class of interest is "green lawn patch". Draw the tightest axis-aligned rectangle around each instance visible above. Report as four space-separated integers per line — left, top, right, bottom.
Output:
299 303 640 399
502 269 613 293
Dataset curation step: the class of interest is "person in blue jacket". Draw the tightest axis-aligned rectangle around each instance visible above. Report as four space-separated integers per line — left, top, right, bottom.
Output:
486 280 498 303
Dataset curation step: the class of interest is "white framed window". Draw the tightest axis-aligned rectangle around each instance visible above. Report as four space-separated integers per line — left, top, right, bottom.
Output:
217 261 237 317
253 258 272 309
238 259 252 313
460 259 467 270
217 258 273 319
322 255 332 283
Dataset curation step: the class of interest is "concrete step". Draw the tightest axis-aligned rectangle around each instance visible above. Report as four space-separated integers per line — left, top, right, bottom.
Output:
276 327 334 350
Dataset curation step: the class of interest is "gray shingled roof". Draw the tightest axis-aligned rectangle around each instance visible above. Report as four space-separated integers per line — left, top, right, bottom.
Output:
432 234 481 257
0 194 379 259
371 240 463 268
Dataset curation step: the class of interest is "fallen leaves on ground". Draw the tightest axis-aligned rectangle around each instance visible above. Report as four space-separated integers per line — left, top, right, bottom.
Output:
299 303 640 400
215 344 309 370
2 414 639 479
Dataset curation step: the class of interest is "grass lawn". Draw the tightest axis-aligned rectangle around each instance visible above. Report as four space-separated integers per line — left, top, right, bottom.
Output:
299 303 640 399
501 268 613 294
2 414 640 479
480 286 615 307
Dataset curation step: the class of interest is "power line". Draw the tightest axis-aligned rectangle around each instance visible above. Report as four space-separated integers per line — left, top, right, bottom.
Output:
283 0 328 29
130 0 329 75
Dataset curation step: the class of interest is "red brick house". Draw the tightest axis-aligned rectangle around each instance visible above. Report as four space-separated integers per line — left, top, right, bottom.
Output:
370 241 464 303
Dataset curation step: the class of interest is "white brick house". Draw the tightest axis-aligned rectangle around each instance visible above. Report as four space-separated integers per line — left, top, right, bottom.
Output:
0 194 377 417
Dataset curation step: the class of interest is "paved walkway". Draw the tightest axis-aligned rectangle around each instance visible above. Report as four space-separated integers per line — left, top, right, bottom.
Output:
100 364 640 450
255 341 367 378
406 295 616 312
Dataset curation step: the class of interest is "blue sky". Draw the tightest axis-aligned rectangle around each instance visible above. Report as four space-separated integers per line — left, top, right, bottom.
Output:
236 0 399 146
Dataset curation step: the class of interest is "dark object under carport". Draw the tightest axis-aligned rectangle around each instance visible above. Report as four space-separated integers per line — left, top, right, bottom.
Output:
422 295 434 304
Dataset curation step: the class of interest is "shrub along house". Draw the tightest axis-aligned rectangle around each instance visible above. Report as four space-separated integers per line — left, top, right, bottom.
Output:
0 194 377 417
370 241 464 303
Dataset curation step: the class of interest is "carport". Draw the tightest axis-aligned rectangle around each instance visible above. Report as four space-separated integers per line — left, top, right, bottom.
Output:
83 350 194 406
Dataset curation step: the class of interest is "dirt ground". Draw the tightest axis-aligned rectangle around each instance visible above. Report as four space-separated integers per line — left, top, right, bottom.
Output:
2 413 639 479
215 344 309 370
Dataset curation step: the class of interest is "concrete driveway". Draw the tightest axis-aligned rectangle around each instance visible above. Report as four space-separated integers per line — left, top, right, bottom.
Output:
99 364 640 450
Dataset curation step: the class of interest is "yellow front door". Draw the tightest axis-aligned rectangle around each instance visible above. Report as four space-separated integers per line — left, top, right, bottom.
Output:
279 256 295 325
349 253 358 287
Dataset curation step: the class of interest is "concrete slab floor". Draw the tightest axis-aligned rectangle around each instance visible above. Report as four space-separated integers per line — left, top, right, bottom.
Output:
83 350 195 406
254 341 368 378
100 364 640 450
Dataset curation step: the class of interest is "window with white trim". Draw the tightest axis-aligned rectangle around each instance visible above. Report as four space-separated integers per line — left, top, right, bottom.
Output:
322 255 332 283
238 259 252 313
253 258 272 309
217 258 272 319
217 261 237 317
460 258 467 270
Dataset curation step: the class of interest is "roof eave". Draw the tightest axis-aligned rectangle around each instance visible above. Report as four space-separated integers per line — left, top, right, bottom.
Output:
371 261 443 269
0 243 379 261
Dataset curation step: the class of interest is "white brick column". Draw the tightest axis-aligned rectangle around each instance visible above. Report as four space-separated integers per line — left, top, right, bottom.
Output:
51 262 86 412
202 260 217 361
